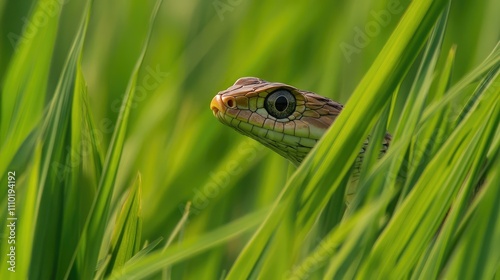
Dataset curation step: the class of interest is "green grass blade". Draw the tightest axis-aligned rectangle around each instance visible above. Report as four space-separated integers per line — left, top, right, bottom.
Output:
0 0 61 182
357 80 499 278
345 93 390 215
404 45 456 189
105 173 143 274
420 42 500 123
76 1 163 278
388 3 449 198
442 130 500 279
25 1 91 277
0 143 42 279
54 2 98 278
112 209 267 279
414 74 500 279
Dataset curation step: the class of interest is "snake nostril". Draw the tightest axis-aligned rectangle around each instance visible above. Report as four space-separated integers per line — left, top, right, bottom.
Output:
223 96 236 108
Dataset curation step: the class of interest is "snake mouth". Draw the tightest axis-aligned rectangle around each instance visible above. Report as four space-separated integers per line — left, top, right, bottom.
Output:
211 106 220 116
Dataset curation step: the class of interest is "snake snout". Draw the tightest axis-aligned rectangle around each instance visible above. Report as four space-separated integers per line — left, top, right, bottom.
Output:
210 95 223 116
211 95 236 116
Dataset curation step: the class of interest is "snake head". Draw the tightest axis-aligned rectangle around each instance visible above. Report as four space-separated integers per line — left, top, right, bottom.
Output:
210 77 343 166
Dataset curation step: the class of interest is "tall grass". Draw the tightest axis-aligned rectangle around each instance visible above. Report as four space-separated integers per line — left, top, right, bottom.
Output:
0 0 498 279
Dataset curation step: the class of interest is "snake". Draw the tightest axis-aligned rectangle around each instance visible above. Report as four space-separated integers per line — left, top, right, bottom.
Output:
210 77 391 170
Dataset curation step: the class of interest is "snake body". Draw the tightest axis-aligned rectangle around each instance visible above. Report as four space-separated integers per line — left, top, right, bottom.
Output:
210 77 391 167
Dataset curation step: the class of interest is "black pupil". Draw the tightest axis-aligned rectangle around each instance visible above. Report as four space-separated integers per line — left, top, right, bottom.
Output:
275 96 288 111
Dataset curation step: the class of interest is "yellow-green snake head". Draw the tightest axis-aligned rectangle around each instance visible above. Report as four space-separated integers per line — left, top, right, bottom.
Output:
210 77 344 166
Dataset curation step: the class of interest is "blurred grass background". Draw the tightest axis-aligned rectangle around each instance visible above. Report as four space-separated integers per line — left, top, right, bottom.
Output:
0 0 499 279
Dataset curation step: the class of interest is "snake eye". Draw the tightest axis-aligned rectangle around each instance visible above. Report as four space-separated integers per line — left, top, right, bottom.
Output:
264 89 296 119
